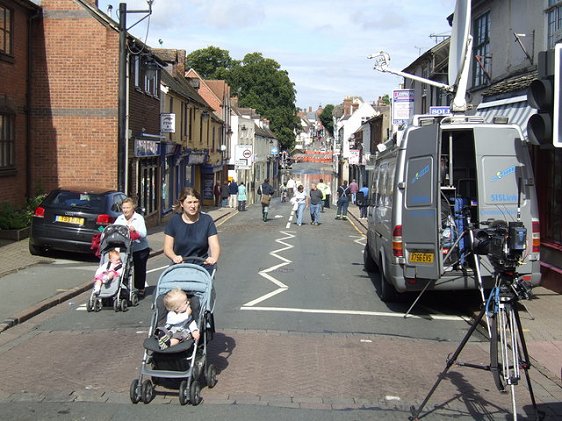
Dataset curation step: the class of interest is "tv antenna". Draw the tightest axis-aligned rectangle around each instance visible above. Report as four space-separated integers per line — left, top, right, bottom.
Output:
368 0 472 113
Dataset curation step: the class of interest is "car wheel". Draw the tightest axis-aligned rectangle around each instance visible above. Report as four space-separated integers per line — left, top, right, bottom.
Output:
378 256 398 303
29 243 45 256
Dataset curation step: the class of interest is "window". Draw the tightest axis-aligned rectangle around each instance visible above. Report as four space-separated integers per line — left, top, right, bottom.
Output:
0 113 15 171
0 5 12 56
547 1 562 48
472 11 491 88
144 64 158 97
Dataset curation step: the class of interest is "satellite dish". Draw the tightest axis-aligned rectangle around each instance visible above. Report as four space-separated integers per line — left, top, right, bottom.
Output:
448 0 471 88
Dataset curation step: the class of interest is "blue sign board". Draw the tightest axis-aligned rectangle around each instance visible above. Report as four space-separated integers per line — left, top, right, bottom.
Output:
429 106 451 116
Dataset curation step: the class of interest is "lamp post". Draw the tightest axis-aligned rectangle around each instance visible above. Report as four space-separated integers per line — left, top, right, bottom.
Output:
118 1 154 193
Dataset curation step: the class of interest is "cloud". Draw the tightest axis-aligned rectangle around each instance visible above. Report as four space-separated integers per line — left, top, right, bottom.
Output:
98 0 455 108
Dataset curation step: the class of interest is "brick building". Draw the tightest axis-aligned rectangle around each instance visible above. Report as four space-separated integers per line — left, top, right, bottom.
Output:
0 0 40 207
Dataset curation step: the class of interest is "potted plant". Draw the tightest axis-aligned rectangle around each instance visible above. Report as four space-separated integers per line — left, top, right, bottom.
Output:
0 195 46 242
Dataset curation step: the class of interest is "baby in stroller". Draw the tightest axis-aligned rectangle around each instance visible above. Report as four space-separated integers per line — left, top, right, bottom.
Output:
92 248 123 295
157 288 201 349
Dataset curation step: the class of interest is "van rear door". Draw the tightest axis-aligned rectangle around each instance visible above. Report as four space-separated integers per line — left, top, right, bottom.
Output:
402 124 441 279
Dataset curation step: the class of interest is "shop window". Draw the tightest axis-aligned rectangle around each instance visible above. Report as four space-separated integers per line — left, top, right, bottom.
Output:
138 158 158 215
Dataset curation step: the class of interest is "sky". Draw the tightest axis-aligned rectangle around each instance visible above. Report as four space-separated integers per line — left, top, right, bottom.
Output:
97 0 456 110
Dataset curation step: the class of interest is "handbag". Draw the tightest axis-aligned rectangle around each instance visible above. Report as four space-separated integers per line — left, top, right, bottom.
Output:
261 194 272 206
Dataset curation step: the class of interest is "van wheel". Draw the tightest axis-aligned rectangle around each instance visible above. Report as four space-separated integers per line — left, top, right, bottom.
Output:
363 244 378 273
378 258 398 303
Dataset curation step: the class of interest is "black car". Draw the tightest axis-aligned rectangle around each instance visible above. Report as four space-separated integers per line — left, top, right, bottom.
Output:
29 187 127 256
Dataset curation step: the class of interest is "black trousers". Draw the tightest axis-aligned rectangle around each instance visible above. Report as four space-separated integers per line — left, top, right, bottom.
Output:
132 247 150 290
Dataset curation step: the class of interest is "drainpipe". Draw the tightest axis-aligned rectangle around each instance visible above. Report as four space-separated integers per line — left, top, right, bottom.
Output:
26 8 41 199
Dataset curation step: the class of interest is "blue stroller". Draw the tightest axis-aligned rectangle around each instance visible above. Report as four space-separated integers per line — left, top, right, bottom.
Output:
130 257 217 405
87 225 138 312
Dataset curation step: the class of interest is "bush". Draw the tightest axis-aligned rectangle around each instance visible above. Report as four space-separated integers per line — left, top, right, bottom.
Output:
0 194 46 230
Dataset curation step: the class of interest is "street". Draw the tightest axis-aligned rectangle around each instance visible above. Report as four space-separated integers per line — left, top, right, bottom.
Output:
0 195 561 420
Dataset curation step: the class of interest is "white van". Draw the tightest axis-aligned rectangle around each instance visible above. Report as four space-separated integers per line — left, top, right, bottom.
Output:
364 115 541 302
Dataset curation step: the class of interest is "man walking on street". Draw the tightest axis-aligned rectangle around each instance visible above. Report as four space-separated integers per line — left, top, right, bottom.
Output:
349 179 359 204
309 183 323 225
336 180 350 220
286 176 296 199
357 183 369 218
228 179 238 209
317 179 329 212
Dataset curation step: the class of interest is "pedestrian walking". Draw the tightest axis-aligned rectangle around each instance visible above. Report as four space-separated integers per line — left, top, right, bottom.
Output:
237 182 247 211
294 184 307 226
221 181 229 207
114 197 149 297
213 182 221 207
349 179 359 204
286 176 296 198
357 183 369 218
335 180 350 220
309 183 323 225
317 179 329 212
228 179 238 209
258 178 274 222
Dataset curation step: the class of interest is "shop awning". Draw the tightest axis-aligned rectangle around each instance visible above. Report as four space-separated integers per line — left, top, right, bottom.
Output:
475 95 536 141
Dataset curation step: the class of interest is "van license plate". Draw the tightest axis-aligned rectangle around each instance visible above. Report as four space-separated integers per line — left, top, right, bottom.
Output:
409 252 434 264
55 215 84 225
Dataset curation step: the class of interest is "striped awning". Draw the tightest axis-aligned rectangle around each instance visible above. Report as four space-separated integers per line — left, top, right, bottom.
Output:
475 95 537 141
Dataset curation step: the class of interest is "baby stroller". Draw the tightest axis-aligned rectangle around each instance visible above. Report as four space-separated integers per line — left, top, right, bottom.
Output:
130 257 217 405
87 225 138 312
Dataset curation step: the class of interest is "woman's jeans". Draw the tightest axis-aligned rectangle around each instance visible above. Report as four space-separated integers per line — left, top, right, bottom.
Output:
296 203 305 224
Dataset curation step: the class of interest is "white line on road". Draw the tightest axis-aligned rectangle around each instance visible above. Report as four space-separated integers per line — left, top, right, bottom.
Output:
240 306 466 321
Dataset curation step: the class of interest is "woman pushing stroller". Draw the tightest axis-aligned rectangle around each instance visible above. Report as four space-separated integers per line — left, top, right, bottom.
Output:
163 187 220 273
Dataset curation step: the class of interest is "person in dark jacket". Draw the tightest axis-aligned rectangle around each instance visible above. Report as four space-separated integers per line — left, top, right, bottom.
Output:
228 180 238 209
258 178 274 222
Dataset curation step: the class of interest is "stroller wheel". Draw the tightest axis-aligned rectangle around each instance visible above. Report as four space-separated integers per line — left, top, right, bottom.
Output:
120 299 128 312
178 380 189 405
130 293 139 307
113 298 120 312
129 379 141 404
86 297 94 312
94 298 103 312
205 364 218 388
141 379 154 404
189 380 202 406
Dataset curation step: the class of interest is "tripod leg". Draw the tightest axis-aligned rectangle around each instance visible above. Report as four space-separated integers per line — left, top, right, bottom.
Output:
410 305 488 420
404 280 434 318
513 308 544 420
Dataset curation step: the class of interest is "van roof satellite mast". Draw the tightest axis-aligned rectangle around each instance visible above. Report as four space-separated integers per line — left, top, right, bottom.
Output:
368 0 472 114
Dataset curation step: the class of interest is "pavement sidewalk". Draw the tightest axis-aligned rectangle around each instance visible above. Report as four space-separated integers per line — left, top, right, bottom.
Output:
0 206 234 333
0 202 560 385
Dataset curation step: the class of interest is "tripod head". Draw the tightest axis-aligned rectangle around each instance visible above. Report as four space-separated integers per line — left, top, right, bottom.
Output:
472 219 527 273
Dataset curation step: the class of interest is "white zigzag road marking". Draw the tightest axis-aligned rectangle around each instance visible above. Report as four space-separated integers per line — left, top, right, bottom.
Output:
350 234 366 246
242 230 294 307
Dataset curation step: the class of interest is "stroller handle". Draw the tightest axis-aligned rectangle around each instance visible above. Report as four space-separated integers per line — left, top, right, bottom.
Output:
180 256 206 264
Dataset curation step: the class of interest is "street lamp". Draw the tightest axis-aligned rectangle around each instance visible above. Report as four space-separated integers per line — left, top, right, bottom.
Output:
118 1 154 193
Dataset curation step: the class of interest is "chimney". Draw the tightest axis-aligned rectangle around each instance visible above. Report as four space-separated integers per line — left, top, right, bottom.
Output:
231 96 238 108
308 106 312 113
175 49 186 76
343 98 352 117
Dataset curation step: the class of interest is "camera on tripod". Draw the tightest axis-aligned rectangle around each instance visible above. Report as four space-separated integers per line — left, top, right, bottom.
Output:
472 220 527 271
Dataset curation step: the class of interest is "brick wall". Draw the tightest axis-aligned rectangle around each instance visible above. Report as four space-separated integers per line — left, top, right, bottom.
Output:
0 1 35 207
30 0 120 193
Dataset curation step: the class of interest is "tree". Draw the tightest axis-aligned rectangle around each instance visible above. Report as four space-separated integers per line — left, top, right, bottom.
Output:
185 46 238 79
187 48 299 149
319 104 335 136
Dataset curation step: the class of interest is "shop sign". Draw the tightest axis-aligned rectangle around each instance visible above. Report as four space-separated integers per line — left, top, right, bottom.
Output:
392 89 414 125
134 139 159 157
188 152 207 165
161 113 175 133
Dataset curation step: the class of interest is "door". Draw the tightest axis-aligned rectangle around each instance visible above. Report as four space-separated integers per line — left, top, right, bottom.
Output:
402 124 441 279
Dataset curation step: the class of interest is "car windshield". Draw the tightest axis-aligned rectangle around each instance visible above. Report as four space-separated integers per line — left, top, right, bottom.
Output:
46 191 107 212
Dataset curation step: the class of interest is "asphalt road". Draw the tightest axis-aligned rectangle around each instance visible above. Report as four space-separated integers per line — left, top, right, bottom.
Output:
0 188 561 420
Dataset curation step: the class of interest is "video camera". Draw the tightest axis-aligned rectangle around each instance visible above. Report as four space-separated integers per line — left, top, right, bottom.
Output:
472 220 527 271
